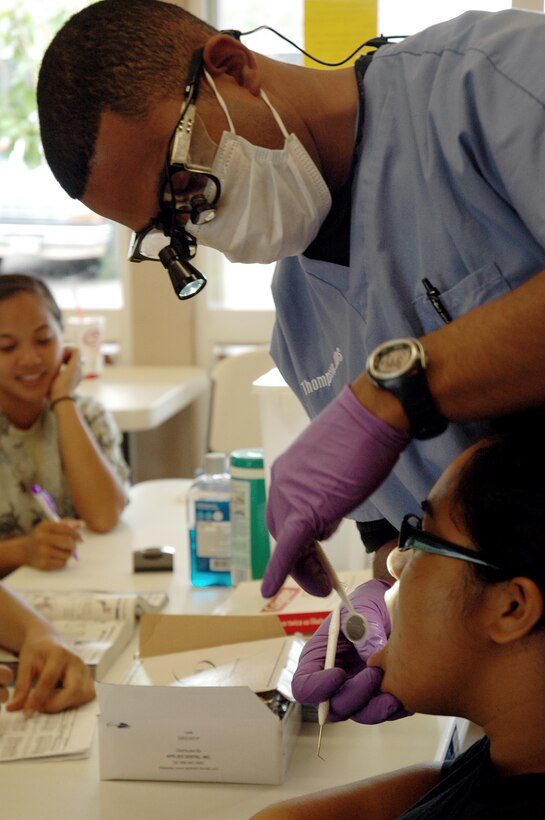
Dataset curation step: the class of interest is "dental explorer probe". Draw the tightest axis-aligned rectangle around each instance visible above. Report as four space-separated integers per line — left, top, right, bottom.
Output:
317 602 341 759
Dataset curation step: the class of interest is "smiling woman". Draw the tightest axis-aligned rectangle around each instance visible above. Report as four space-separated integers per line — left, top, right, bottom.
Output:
0 273 129 577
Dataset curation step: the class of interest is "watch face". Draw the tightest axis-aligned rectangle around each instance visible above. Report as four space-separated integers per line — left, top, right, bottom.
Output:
374 342 414 376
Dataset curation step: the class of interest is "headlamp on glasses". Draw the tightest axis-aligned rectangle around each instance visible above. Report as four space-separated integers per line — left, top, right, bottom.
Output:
128 48 220 300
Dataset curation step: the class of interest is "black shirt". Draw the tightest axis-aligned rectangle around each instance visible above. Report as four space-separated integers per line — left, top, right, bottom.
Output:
399 737 545 819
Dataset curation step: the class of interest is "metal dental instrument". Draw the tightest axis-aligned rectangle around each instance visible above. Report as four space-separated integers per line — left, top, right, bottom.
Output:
314 542 369 758
317 602 341 759
314 541 368 643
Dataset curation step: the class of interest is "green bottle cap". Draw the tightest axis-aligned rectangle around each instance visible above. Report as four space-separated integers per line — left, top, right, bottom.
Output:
230 448 264 469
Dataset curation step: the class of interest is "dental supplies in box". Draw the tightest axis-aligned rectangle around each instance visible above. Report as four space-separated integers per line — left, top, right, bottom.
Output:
97 614 303 785
214 570 371 634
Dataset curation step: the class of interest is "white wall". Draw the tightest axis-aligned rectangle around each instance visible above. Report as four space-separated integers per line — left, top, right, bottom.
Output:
118 229 209 482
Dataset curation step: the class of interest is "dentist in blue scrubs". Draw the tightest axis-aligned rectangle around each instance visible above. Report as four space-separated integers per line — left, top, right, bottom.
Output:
38 2 545 721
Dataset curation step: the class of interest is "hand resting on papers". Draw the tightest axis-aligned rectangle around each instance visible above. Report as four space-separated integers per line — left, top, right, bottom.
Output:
0 586 95 717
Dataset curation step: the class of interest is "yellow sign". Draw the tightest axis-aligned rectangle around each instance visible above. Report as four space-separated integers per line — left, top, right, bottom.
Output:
304 0 378 69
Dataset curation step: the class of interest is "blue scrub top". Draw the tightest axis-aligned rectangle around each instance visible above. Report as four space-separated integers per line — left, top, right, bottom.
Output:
270 9 545 528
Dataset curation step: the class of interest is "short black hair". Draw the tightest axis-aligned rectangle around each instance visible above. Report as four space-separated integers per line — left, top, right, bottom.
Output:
37 0 216 200
0 273 62 328
453 410 545 595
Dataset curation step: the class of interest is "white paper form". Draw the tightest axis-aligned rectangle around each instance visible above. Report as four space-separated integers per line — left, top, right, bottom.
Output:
0 700 97 762
18 590 167 621
127 636 304 699
51 620 132 664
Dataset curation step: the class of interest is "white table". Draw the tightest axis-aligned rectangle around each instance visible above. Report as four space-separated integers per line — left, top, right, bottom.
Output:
77 365 209 432
3 480 450 820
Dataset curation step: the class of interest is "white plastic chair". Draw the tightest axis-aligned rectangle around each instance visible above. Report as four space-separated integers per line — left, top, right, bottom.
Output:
207 347 274 454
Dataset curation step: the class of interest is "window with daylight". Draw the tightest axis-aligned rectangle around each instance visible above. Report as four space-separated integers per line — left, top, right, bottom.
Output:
0 1 122 313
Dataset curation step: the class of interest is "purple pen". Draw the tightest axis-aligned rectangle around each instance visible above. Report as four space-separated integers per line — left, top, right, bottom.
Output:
30 483 60 522
30 484 79 560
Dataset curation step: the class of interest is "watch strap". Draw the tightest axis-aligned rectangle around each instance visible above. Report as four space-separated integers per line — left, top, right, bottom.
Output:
395 372 448 440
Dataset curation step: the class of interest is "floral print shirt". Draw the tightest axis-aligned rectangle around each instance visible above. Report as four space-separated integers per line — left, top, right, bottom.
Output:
0 395 130 539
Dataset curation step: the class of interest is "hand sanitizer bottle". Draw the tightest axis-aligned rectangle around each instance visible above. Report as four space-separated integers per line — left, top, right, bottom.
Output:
187 452 231 587
230 448 270 585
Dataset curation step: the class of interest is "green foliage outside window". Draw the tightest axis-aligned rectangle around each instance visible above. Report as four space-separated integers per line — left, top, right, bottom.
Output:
0 3 90 167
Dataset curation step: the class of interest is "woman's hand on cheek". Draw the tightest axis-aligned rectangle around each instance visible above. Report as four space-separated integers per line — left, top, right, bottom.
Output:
49 344 82 402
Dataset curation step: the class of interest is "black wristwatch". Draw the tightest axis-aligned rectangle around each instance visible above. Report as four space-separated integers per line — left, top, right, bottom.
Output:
366 338 448 440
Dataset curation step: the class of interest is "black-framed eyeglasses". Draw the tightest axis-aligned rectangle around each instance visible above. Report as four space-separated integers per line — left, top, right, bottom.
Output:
398 514 502 572
128 48 221 301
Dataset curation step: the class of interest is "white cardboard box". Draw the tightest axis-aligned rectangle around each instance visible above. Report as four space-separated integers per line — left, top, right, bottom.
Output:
215 571 371 634
97 614 302 785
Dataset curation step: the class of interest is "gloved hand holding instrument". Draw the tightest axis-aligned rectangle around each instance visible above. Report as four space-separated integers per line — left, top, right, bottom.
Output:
261 385 410 598
292 578 410 749
261 384 411 741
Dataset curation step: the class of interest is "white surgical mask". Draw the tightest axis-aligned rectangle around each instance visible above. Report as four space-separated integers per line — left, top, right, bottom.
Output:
186 70 332 264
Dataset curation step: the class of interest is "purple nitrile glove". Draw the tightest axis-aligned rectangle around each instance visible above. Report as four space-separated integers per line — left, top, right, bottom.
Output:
261 386 410 597
291 579 410 724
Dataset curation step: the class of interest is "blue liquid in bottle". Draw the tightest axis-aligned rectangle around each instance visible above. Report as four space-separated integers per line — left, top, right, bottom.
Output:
187 453 232 587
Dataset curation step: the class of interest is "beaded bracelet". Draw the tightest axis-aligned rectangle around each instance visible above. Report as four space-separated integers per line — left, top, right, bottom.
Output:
50 396 76 410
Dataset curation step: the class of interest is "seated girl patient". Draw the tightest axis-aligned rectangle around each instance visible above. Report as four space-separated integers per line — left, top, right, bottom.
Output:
0 274 129 576
252 416 545 818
